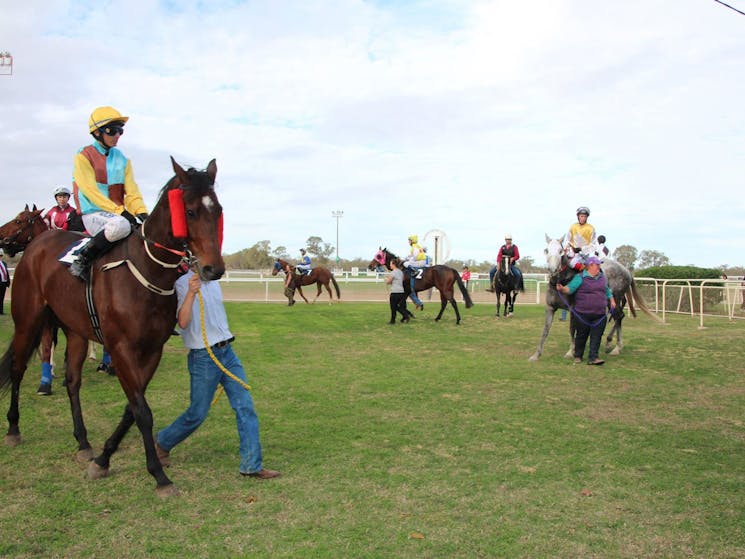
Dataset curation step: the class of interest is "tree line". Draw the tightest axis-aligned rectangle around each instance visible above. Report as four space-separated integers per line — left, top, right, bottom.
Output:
223 236 743 277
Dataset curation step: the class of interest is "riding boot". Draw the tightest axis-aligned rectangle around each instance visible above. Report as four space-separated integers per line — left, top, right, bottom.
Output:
69 231 115 282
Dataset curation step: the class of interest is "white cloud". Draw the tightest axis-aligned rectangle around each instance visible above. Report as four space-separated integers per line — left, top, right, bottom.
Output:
1 0 744 268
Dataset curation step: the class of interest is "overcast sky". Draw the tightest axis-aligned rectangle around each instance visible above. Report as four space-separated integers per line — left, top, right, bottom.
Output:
1 0 744 268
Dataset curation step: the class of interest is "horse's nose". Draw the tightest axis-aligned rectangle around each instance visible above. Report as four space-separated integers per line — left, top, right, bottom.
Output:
201 265 225 281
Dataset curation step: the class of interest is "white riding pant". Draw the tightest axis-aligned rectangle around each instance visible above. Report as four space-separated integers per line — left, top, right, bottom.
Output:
82 212 132 242
568 244 599 268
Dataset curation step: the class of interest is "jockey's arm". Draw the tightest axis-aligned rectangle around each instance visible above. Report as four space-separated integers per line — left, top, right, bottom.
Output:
122 161 148 215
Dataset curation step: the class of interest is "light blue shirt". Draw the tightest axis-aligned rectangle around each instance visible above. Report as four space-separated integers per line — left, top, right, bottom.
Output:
175 271 233 350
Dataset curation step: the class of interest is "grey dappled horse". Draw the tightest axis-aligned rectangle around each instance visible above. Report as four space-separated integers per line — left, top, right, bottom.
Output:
529 235 658 362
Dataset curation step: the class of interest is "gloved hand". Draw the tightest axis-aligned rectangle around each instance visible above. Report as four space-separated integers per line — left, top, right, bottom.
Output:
136 213 149 223
120 210 139 227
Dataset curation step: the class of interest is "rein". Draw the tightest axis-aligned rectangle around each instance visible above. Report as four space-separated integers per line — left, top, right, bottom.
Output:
554 286 614 327
195 290 251 407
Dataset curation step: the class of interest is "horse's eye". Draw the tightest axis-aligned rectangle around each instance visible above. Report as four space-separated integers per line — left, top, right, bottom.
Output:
186 209 196 218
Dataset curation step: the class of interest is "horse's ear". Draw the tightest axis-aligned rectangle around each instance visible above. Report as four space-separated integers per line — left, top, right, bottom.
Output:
32 204 38 211
24 204 29 211
545 233 551 243
170 156 188 186
206 159 217 183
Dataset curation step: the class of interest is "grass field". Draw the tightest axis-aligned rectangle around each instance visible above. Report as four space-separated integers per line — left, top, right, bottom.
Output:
0 301 744 558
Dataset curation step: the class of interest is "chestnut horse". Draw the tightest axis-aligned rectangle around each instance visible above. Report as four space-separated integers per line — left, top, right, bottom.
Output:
368 248 473 324
0 157 225 497
0 205 49 257
272 258 340 305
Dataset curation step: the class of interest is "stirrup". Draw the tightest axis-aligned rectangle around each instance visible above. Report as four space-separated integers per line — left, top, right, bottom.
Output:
69 258 91 281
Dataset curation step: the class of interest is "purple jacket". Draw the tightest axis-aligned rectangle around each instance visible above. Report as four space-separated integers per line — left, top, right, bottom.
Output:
567 271 610 314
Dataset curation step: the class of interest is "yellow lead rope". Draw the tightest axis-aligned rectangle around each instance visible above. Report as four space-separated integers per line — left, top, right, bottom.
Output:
195 291 252 407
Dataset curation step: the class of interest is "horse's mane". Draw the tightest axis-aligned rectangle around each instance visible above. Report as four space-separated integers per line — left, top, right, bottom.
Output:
157 166 214 199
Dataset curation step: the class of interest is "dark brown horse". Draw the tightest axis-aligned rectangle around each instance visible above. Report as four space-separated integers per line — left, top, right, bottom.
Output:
272 258 340 305
494 255 521 318
0 157 225 497
368 248 473 324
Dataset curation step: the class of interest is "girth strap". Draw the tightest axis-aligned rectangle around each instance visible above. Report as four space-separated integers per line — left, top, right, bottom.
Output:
101 259 175 296
85 277 105 344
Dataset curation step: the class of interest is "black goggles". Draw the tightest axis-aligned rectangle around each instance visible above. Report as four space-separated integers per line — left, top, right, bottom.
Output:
101 124 125 136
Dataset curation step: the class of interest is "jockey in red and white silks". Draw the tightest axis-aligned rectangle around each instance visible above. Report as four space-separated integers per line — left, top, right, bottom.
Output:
44 186 78 230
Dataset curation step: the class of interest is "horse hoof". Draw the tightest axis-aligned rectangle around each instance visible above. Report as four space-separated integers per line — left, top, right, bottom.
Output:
608 347 620 356
155 483 180 499
87 461 109 480
528 354 539 362
4 434 22 447
76 448 95 464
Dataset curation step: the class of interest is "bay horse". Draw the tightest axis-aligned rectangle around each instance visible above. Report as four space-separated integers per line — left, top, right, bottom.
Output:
0 157 225 497
494 255 522 318
368 248 473 324
529 235 658 361
271 258 340 305
0 204 91 389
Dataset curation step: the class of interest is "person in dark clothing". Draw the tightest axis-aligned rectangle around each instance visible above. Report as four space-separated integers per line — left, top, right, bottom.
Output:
556 256 616 365
0 249 9 315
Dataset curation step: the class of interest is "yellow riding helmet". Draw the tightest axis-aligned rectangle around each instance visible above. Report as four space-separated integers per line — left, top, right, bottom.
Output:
88 106 129 132
408 235 418 243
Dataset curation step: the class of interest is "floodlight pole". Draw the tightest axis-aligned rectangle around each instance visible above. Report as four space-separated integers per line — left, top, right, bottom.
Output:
332 210 343 263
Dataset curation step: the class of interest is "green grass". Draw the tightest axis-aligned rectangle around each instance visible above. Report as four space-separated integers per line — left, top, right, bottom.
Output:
0 302 744 558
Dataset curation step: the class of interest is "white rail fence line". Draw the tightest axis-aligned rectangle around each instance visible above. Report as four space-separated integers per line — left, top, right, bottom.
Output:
7 269 743 327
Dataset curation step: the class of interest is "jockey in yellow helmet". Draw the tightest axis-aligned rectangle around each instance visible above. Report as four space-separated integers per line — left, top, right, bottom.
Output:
69 106 149 281
402 234 427 309
565 206 597 271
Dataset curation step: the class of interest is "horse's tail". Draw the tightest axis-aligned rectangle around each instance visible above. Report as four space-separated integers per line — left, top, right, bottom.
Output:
331 275 341 299
629 280 662 322
455 272 474 308
0 339 15 396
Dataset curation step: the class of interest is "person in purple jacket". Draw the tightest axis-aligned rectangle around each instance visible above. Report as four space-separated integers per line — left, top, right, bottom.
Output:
556 256 616 365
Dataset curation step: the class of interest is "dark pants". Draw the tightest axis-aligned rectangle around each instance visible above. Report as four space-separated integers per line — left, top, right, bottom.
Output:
573 312 607 362
0 283 7 314
389 292 409 322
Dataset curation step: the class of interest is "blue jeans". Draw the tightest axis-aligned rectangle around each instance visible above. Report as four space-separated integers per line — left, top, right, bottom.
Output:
157 344 263 474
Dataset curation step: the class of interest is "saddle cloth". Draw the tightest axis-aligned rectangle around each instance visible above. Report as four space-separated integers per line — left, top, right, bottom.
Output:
58 238 91 266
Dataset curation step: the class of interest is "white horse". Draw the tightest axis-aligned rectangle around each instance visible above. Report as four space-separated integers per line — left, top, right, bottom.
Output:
529 235 658 362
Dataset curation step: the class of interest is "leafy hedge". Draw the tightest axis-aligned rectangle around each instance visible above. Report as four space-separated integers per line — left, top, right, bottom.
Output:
634 266 725 312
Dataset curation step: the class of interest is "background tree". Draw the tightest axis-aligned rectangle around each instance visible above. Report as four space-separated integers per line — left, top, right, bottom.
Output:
638 249 670 269
305 236 335 265
271 245 289 260
224 240 274 269
519 255 536 272
613 245 638 270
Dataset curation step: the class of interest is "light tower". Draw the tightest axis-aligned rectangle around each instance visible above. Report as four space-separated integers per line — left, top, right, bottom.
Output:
0 52 13 76
332 210 343 263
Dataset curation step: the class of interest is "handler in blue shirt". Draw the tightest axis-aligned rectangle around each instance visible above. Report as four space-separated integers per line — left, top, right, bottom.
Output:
156 270 280 479
556 256 616 366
